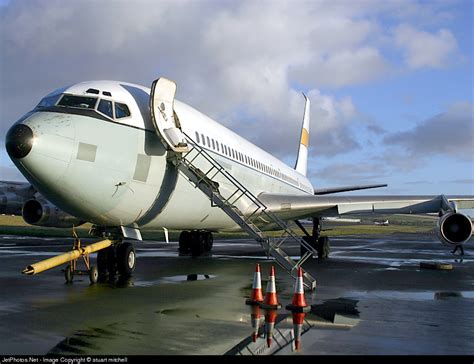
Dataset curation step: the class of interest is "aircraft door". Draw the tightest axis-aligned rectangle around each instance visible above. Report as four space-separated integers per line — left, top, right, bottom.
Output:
150 77 189 153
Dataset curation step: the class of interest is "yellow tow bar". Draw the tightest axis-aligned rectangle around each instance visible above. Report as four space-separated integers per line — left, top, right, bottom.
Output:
22 238 113 276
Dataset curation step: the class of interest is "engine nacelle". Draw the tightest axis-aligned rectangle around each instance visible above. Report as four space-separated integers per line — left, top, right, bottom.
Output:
0 191 24 215
22 199 84 228
437 212 473 247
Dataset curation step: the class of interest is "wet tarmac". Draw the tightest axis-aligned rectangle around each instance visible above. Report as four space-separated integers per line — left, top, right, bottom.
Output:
0 233 473 355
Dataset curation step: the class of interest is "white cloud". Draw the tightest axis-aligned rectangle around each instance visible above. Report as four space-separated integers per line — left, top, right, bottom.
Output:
291 47 389 88
1 0 382 162
385 101 474 159
394 24 458 69
311 161 388 184
0 0 466 187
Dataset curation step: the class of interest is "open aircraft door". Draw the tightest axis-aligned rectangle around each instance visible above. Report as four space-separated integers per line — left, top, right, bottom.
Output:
150 77 189 153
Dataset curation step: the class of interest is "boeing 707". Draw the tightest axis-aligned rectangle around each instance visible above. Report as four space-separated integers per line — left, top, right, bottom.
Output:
3 78 473 287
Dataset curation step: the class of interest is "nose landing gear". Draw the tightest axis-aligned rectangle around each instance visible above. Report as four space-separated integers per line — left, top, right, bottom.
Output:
96 242 136 282
22 227 137 284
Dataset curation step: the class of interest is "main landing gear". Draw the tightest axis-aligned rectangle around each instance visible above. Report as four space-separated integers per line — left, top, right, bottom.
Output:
179 230 213 256
298 217 331 259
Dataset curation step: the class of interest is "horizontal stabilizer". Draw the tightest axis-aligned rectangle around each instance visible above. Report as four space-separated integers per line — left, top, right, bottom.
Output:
314 184 387 195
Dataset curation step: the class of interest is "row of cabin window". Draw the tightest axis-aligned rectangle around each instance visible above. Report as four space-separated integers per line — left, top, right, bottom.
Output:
195 131 298 186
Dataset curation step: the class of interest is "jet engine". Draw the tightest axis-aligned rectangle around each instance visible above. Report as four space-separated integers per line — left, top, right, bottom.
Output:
22 199 84 228
0 191 24 215
437 211 473 246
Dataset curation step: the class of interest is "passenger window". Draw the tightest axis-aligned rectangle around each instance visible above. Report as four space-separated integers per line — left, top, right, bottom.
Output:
216 142 220 152
212 139 216 149
115 102 131 118
201 134 206 146
98 99 113 118
206 136 210 147
195 132 200 144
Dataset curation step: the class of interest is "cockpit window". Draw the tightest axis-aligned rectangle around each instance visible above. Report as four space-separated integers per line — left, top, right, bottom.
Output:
37 94 61 108
58 95 97 109
97 99 113 118
115 102 131 118
36 92 132 123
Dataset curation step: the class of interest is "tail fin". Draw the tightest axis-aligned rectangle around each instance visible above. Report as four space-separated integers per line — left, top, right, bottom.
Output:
295 93 310 176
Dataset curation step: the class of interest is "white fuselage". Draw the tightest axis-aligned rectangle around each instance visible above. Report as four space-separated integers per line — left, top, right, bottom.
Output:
10 81 314 231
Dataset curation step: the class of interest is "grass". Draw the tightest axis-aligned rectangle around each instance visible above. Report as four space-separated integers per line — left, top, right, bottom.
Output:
0 214 437 240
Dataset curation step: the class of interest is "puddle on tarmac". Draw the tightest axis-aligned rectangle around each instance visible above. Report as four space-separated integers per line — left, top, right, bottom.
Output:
48 296 361 355
226 297 361 355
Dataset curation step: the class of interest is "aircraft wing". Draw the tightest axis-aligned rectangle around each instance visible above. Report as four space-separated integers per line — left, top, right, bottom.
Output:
257 193 474 221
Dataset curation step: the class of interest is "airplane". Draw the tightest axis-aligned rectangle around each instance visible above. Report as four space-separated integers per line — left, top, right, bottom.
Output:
374 219 389 226
4 77 474 287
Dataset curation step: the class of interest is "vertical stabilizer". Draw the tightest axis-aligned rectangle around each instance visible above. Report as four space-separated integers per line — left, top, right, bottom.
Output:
295 94 310 176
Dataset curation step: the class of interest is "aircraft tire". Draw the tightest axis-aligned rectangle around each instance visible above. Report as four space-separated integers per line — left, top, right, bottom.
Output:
97 248 109 279
191 231 206 256
89 265 98 284
98 246 118 278
317 237 330 259
204 232 213 252
65 264 74 283
117 243 136 277
322 237 330 258
179 231 192 253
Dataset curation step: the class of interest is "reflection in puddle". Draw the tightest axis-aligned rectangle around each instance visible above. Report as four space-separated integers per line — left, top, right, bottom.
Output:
310 298 360 323
434 291 465 299
226 297 360 355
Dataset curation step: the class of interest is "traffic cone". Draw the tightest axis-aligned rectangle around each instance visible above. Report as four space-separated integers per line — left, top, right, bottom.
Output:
285 267 310 312
260 266 282 309
245 263 264 305
264 309 278 348
250 304 263 342
292 312 305 351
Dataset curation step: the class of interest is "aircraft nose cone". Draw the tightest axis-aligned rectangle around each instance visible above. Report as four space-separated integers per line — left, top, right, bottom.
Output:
5 124 34 159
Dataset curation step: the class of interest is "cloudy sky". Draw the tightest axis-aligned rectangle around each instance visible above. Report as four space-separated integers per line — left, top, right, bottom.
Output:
0 0 472 195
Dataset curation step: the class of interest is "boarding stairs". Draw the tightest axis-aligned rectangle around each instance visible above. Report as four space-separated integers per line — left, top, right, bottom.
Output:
149 77 316 289
168 132 317 290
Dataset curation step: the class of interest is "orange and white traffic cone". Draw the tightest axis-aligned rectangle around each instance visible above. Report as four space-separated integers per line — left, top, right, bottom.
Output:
264 309 278 348
246 263 264 305
260 266 282 309
250 304 263 342
285 267 310 312
292 312 305 351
